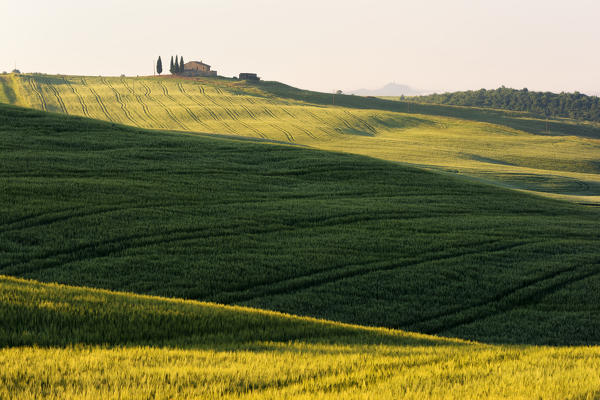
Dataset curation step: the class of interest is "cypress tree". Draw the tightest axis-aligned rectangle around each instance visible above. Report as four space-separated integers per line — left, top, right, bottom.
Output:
174 55 180 74
180 56 184 73
169 56 174 74
156 56 162 75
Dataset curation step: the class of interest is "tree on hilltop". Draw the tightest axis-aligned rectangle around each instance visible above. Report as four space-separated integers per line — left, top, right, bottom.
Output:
169 56 174 74
174 55 180 74
180 56 184 73
156 56 163 75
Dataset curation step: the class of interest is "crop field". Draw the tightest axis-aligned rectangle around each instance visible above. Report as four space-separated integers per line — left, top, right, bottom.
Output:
1 73 600 202
1 103 600 346
2 275 600 400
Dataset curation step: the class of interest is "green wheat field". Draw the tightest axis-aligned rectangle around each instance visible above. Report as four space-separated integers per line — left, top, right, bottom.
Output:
1 73 600 399
2 73 600 203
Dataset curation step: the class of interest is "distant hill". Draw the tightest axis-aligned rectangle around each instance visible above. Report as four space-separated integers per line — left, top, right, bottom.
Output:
349 82 426 96
412 87 600 122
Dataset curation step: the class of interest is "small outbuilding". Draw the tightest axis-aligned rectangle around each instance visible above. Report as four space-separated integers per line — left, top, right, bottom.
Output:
239 73 260 81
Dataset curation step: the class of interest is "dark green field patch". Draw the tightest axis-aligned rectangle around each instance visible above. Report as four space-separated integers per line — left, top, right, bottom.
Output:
1 103 599 345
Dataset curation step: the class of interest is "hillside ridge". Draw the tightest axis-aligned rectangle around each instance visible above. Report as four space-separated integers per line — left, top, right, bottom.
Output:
1 73 599 203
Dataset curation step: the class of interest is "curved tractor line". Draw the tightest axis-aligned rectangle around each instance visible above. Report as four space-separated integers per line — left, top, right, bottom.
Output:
268 122 295 142
28 77 48 112
120 78 165 129
81 78 115 122
238 104 257 120
343 110 377 134
46 83 68 114
101 77 137 125
191 83 239 134
159 81 212 130
138 80 188 130
62 78 90 117
237 120 267 139
406 258 600 335
291 122 319 140
175 82 214 130
280 106 298 120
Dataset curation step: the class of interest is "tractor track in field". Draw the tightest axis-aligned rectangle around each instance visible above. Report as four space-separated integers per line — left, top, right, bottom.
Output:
210 240 532 304
139 81 188 130
159 80 209 123
238 121 267 139
290 123 318 140
198 86 221 107
262 106 278 119
406 258 600 335
196 86 238 133
280 107 298 120
203 106 222 121
269 123 295 142
345 110 377 133
239 104 257 119
28 78 48 112
165 82 212 129
176 82 213 128
304 108 328 125
221 96 247 120
120 78 164 129
101 77 136 125
1 222 321 276
334 113 357 130
213 110 238 133
1 211 451 277
219 94 248 121
81 78 115 122
46 84 68 114
0 203 170 235
0 191 380 234
303 108 341 139
222 106 244 124
62 78 90 117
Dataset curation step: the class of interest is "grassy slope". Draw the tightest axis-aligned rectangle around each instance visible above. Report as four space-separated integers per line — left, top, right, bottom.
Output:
1 104 599 345
1 73 600 202
2 275 600 400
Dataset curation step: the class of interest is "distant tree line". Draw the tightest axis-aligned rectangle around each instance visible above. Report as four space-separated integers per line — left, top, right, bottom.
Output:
156 55 185 75
412 87 600 122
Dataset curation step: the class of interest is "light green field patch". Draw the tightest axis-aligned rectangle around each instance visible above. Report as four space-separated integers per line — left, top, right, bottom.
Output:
2 74 600 202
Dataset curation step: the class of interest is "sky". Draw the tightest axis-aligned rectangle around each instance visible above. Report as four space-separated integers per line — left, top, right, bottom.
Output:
2 0 600 95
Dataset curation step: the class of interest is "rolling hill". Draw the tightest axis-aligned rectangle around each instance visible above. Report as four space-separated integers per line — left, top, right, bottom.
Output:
1 103 599 345
1 73 600 203
2 75 600 399
2 275 600 399
407 87 600 122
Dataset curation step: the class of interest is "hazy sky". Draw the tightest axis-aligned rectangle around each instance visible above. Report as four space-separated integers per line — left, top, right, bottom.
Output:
3 0 599 94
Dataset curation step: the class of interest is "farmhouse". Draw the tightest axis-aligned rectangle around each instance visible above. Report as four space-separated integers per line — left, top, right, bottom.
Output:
182 61 217 77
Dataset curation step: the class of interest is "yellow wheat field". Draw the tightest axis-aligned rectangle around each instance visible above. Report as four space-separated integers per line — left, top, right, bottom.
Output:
1 276 600 400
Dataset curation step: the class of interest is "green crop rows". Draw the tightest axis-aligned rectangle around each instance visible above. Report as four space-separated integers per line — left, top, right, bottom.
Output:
1 103 599 345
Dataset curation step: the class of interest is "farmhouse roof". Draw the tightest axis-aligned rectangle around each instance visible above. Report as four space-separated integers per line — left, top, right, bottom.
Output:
186 61 211 69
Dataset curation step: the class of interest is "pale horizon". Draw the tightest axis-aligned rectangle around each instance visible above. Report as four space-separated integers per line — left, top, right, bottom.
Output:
3 0 600 95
